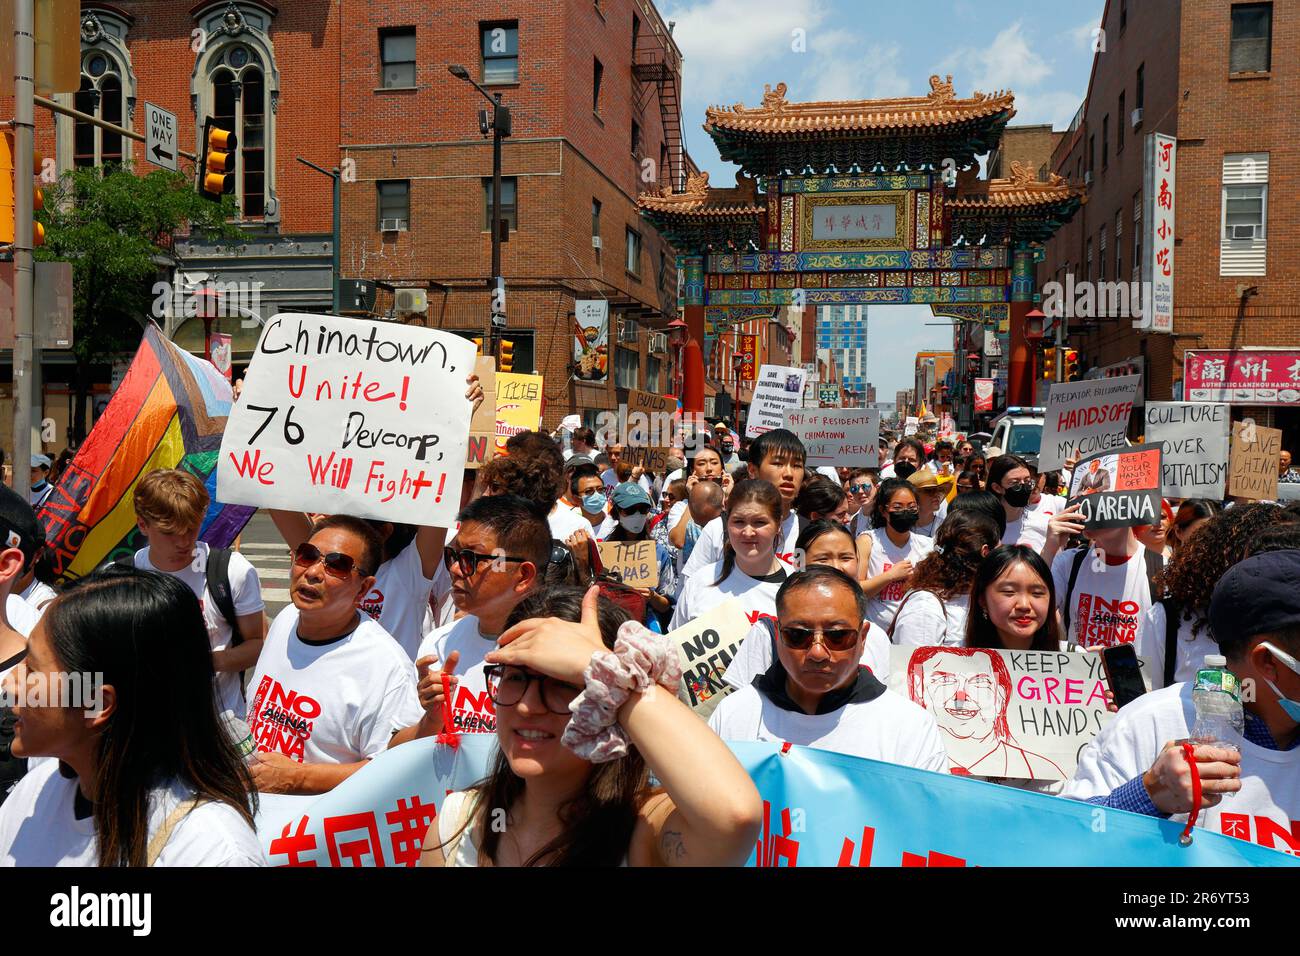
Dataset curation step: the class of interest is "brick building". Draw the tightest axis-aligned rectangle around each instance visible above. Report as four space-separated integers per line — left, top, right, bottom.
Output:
9 0 684 444
1040 0 1300 446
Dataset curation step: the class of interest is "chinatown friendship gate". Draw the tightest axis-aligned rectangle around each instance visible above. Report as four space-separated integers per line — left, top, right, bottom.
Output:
639 76 1087 422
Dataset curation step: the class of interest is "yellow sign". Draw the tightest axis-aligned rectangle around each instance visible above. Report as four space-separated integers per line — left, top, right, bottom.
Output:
494 372 543 453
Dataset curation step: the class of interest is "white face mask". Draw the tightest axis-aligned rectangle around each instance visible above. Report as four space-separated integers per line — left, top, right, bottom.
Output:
619 513 648 534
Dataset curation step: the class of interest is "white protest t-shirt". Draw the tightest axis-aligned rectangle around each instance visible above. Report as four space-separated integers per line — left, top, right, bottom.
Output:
1050 548 1153 649
1028 494 1067 518
6 595 39 637
0 760 267 866
891 591 970 648
1002 509 1050 552
680 511 802 578
864 528 935 631
549 503 591 542
723 620 892 690
247 607 422 765
1063 683 1300 854
136 542 264 717
359 537 435 662
414 613 499 735
593 513 619 542
709 685 948 771
19 580 57 613
1137 604 1219 690
669 560 784 633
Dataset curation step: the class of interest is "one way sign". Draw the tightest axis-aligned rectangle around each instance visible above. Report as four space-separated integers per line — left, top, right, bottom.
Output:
145 102 178 171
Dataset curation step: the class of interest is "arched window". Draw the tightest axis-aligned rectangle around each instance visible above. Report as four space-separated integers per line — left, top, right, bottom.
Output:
72 14 135 170
192 3 281 223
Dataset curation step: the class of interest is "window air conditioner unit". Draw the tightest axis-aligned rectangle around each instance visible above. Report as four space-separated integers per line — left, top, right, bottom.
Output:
649 332 668 353
1231 224 1258 240
1083 171 1093 186
1130 107 1143 128
380 218 408 232
394 288 428 314
592 235 603 249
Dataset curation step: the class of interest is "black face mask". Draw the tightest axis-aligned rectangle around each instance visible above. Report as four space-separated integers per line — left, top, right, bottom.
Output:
1002 484 1033 508
893 461 918 480
887 510 920 533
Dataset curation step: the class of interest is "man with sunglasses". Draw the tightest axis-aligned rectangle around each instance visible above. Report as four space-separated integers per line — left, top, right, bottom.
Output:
1064 550 1300 851
245 516 422 795
708 566 946 769
393 495 550 744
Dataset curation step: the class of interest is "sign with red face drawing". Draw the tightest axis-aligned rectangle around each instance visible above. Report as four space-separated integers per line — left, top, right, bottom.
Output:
888 646 1127 782
1066 443 1164 530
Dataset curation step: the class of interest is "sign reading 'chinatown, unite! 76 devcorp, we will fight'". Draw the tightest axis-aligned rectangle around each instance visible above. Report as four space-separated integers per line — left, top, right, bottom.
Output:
217 313 475 528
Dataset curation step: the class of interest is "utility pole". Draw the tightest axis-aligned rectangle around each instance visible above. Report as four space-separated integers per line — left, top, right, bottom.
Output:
295 157 340 314
11 0 34 492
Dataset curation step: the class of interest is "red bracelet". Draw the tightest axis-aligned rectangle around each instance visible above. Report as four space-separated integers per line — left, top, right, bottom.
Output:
435 672 460 750
1179 741 1201 846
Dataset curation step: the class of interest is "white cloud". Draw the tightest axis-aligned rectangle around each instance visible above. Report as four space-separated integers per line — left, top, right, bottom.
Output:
1067 16 1104 52
802 39 910 102
937 20 1052 94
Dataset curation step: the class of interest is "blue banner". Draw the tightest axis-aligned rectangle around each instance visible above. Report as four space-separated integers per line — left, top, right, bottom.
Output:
255 736 1297 867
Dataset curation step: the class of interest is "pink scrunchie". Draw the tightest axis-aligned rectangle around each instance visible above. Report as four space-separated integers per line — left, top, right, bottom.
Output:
562 620 682 763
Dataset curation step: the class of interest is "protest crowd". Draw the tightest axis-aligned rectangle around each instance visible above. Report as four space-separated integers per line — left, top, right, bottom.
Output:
2 354 1300 869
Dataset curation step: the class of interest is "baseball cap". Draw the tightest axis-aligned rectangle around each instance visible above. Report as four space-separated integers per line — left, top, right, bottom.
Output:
31 454 51 469
0 483 43 568
1209 550 1300 652
612 482 652 510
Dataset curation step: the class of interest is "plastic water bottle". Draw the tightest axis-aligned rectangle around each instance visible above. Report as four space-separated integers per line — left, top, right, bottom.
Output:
220 711 256 762
1190 654 1244 750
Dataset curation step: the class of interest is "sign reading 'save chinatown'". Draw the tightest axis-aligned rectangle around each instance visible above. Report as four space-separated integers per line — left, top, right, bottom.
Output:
1184 350 1300 405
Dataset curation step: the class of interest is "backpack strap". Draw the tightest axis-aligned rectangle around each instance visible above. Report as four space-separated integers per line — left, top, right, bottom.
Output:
146 798 205 867
1061 547 1088 642
205 547 242 641
1161 599 1181 689
0 648 26 674
887 589 937 643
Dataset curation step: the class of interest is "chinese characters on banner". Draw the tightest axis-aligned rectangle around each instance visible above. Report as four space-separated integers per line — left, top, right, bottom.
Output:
1184 349 1300 405
739 334 758 382
495 372 544 453
1138 133 1175 333
810 203 896 241
217 314 474 528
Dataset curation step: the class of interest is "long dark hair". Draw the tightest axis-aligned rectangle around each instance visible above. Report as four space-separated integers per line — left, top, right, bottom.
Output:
965 545 1063 652
715 479 782 585
467 586 649 866
870 477 918 530
44 565 257 867
909 511 1002 601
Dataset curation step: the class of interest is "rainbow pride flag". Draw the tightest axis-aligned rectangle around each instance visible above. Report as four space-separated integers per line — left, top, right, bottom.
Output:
38 325 256 581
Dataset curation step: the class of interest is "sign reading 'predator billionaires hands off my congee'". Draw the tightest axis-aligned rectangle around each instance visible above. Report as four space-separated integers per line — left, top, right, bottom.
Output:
218 314 475 527
1037 375 1142 472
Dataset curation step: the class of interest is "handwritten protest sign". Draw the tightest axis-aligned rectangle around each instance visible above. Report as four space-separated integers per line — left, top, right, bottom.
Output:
1144 402 1228 498
217 313 473 527
597 539 658 588
746 365 808 439
466 356 496 469
782 408 880 468
904 416 919 436
1229 422 1281 500
494 372 544 453
1066 443 1163 530
623 388 675 473
672 598 750 717
1038 375 1141 471
888 645 1119 781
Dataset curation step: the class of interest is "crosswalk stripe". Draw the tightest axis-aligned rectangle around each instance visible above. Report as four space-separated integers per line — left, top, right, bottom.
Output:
261 588 291 603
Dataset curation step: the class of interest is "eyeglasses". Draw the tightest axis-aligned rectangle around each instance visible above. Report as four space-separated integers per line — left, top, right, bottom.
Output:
849 484 872 494
293 542 370 579
484 664 581 715
779 624 860 652
442 546 529 578
1005 482 1033 493
886 506 919 515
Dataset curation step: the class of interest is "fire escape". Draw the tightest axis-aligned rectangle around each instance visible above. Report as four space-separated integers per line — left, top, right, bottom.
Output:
632 3 684 194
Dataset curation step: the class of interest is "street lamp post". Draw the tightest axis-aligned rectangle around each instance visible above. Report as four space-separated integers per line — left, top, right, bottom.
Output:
296 157 341 314
449 64 511 354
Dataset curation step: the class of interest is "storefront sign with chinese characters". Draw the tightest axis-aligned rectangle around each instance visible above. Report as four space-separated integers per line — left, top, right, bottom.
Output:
1184 350 1300 405
1137 133 1175 334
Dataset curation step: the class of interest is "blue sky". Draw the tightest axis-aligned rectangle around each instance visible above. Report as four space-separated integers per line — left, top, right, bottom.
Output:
660 0 1106 397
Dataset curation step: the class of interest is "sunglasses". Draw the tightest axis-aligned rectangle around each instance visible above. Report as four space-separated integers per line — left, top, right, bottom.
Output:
484 664 581 715
293 542 370 579
779 624 859 652
442 546 529 578
849 484 872 494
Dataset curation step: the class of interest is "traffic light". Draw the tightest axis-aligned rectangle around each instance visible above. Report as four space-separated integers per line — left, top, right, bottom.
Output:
499 337 514 373
1042 346 1057 381
472 337 483 355
198 117 237 200
0 133 45 247
1064 348 1081 381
